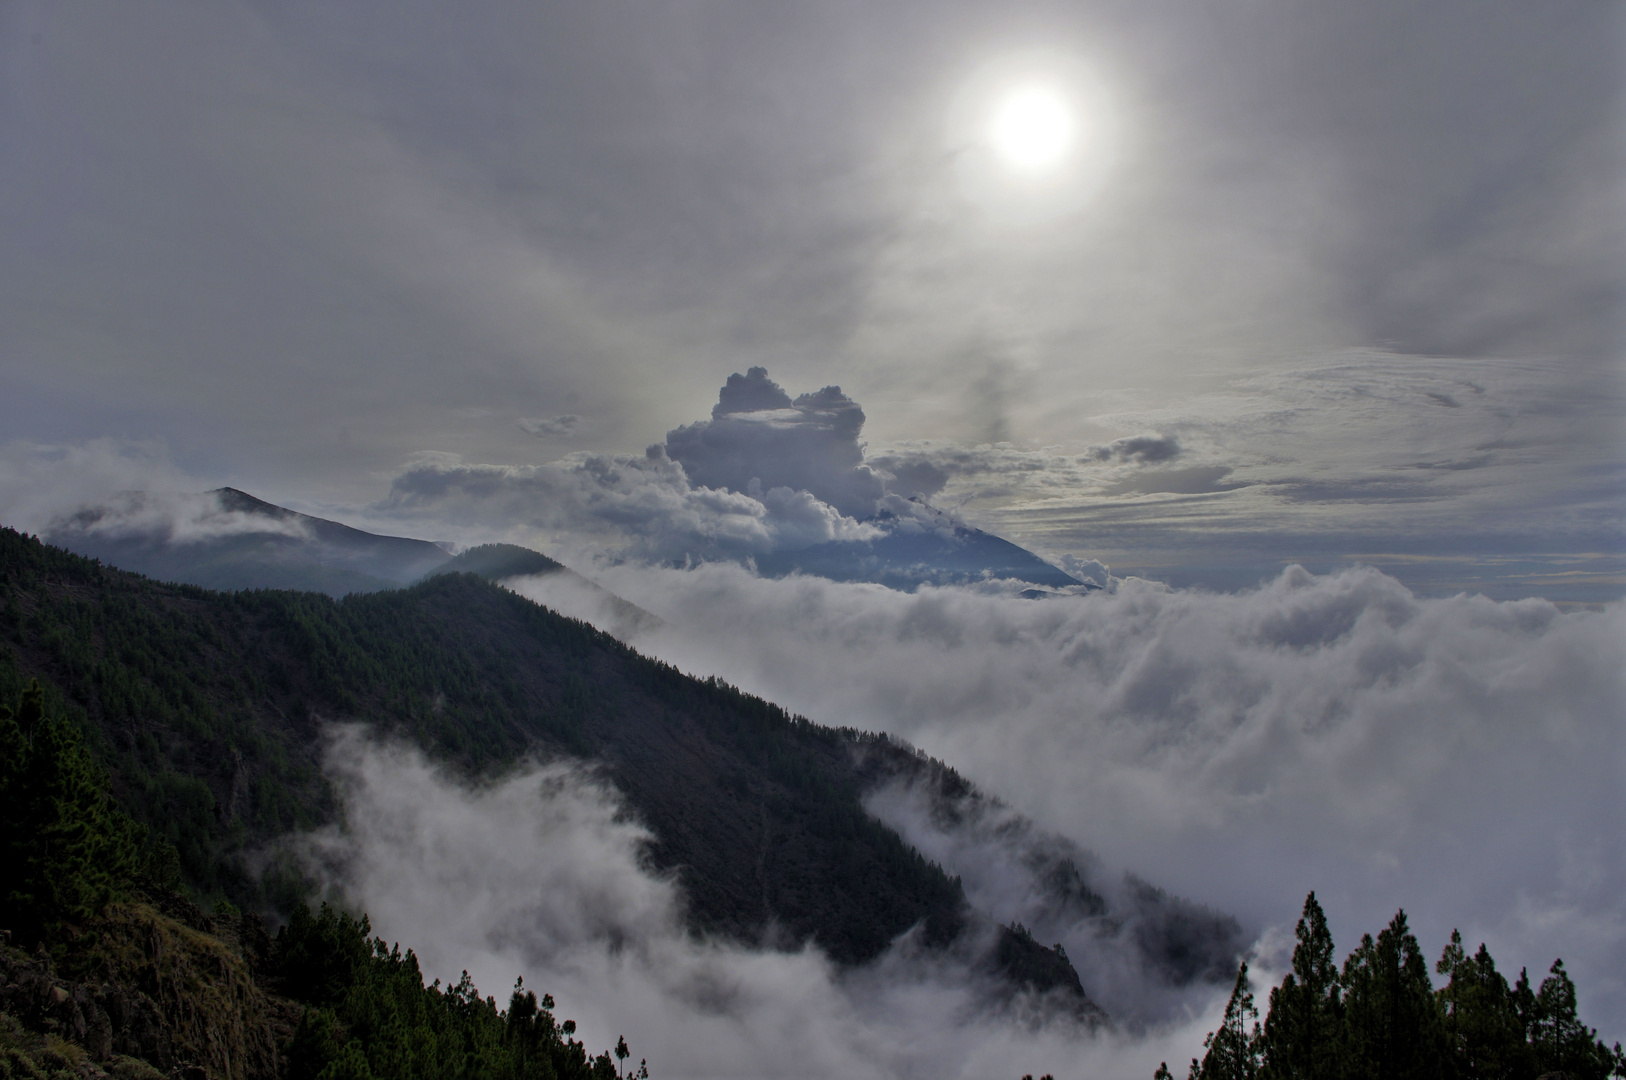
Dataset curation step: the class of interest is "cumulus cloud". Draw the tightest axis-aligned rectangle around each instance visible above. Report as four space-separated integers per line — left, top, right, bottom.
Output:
663 367 888 519
290 726 1226 1080
1057 554 1116 590
514 560 1626 1034
376 446 879 562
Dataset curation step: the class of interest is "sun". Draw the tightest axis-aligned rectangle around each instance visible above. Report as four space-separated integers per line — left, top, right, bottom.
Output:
989 87 1075 171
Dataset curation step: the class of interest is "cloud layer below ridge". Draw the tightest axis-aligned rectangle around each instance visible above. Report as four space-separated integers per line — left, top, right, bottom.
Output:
513 559 1626 1033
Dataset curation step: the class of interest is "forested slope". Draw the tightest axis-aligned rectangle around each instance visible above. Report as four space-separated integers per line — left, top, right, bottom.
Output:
0 526 983 969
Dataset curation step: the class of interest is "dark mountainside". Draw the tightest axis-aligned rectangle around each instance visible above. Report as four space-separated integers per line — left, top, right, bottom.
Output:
0 527 1112 998
857 750 1246 992
425 543 563 580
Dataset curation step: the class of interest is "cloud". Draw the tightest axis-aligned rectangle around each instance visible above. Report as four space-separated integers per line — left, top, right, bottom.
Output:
663 368 888 519
872 354 1623 601
0 437 307 543
519 560 1626 1034
1086 434 1184 465
861 774 1245 1029
517 415 583 438
51 489 313 545
1057 554 1115 590
289 726 1229 1080
376 446 879 561
1098 466 1241 497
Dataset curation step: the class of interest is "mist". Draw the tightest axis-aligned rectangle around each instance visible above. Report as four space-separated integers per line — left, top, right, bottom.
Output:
509 560 1626 1034
293 727 1229 1080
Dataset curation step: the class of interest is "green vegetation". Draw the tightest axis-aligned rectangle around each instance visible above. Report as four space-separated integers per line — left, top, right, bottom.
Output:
272 904 639 1080
422 544 564 581
1158 892 1625 1080
0 679 148 944
0 677 639 1080
0 524 966 962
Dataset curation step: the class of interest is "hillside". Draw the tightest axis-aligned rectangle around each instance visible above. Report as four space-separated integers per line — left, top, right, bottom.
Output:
0 526 1086 997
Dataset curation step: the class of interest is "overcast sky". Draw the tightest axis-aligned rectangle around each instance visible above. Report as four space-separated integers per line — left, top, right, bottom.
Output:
4 4 1625 1062
2 0 1621 598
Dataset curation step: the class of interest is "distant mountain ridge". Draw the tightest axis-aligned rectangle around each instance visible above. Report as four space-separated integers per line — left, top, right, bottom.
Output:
50 487 1089 598
758 500 1089 592
51 487 454 595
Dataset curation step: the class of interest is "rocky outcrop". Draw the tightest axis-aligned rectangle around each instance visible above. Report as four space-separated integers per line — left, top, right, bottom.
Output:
0 902 296 1080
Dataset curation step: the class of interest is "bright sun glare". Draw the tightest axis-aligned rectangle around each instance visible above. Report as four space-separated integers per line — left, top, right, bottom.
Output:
989 87 1074 170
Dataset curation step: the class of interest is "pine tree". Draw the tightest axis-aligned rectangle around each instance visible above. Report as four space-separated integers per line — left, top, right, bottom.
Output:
1192 962 1263 1080
0 680 142 941
1528 960 1620 1080
1340 911 1451 1080
1435 931 1530 1080
1261 892 1343 1080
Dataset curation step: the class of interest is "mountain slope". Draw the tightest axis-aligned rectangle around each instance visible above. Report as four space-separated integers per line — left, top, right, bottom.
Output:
0 527 1238 1018
0 527 974 970
49 488 454 596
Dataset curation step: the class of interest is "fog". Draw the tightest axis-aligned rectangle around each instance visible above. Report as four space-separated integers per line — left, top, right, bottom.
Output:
295 727 1230 1080
510 560 1626 1034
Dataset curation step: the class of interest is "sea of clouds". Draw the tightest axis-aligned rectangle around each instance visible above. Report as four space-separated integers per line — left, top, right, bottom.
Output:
508 559 1626 1042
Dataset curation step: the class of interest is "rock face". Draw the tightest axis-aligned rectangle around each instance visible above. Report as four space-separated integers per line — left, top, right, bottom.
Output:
0 900 294 1080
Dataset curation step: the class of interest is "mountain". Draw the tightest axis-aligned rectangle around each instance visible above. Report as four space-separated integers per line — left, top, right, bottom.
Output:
50 487 455 595
51 486 1087 599
757 502 1089 592
0 526 1237 1023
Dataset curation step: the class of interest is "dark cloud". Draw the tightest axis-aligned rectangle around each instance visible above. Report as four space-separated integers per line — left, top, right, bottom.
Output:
1085 434 1184 465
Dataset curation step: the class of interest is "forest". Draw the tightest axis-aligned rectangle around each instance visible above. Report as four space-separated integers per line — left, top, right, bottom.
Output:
2 673 641 1079
1164 893 1625 1080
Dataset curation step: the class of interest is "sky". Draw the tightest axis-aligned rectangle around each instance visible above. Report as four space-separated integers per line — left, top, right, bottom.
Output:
1 0 1622 600
3 3 1625 1074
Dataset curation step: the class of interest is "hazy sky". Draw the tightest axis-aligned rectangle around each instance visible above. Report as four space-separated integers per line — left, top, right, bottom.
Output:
2 0 1621 597
4 5 1624 1064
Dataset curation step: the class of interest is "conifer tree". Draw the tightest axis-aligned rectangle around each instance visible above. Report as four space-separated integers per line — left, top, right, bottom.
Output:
1340 911 1450 1080
1190 962 1263 1080
1435 930 1530 1080
1528 960 1622 1080
0 680 142 941
1261 892 1343 1080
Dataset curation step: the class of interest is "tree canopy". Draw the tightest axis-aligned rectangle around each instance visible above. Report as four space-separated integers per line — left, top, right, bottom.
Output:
1162 893 1624 1080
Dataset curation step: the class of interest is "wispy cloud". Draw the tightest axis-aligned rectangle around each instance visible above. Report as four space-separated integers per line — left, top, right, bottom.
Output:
290 726 1230 1080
